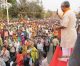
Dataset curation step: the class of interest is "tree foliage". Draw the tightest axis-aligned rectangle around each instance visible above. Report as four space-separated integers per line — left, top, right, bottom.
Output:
7 0 16 4
0 0 52 19
9 0 44 19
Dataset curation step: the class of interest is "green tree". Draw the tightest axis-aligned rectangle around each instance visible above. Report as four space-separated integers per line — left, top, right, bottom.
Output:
1 0 45 19
9 1 44 19
7 0 16 4
9 4 19 18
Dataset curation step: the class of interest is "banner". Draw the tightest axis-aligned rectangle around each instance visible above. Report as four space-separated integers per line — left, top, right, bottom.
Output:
49 46 68 66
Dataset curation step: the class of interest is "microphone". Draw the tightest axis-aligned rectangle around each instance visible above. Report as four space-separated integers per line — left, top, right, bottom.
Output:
56 9 62 19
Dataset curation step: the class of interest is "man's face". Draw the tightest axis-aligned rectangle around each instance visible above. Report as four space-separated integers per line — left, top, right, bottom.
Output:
61 4 66 12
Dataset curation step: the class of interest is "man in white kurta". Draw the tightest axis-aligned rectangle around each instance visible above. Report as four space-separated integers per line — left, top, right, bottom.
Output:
57 1 77 61
61 10 77 49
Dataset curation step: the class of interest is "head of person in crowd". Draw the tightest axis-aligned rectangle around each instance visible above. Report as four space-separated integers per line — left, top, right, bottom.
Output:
61 1 70 12
42 52 47 59
30 43 34 48
2 45 7 52
37 37 41 43
20 41 22 45
18 48 22 54
54 36 58 39
41 38 44 44
52 36 59 42
5 36 8 40
22 27 25 31
21 33 25 38
4 40 8 46
27 50 31 58
29 40 34 45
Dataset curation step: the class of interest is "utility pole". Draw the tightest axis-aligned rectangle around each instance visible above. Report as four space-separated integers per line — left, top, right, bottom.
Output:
5 0 9 24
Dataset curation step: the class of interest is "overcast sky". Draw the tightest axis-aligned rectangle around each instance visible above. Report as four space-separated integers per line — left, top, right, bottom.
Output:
16 0 80 12
42 0 80 12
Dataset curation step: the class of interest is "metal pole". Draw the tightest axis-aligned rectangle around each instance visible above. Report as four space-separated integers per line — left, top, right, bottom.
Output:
5 0 9 24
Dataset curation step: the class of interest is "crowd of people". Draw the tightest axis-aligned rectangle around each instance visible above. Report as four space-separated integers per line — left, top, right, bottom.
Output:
0 1 79 66
0 18 61 66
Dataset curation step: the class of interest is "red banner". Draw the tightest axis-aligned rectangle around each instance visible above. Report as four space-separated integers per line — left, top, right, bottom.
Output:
49 46 68 66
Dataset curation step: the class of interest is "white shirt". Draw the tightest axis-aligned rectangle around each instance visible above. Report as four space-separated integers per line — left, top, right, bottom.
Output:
0 57 6 66
9 31 13 36
15 42 20 52
1 50 10 62
41 58 49 66
37 43 43 51
61 10 77 48
10 61 14 66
